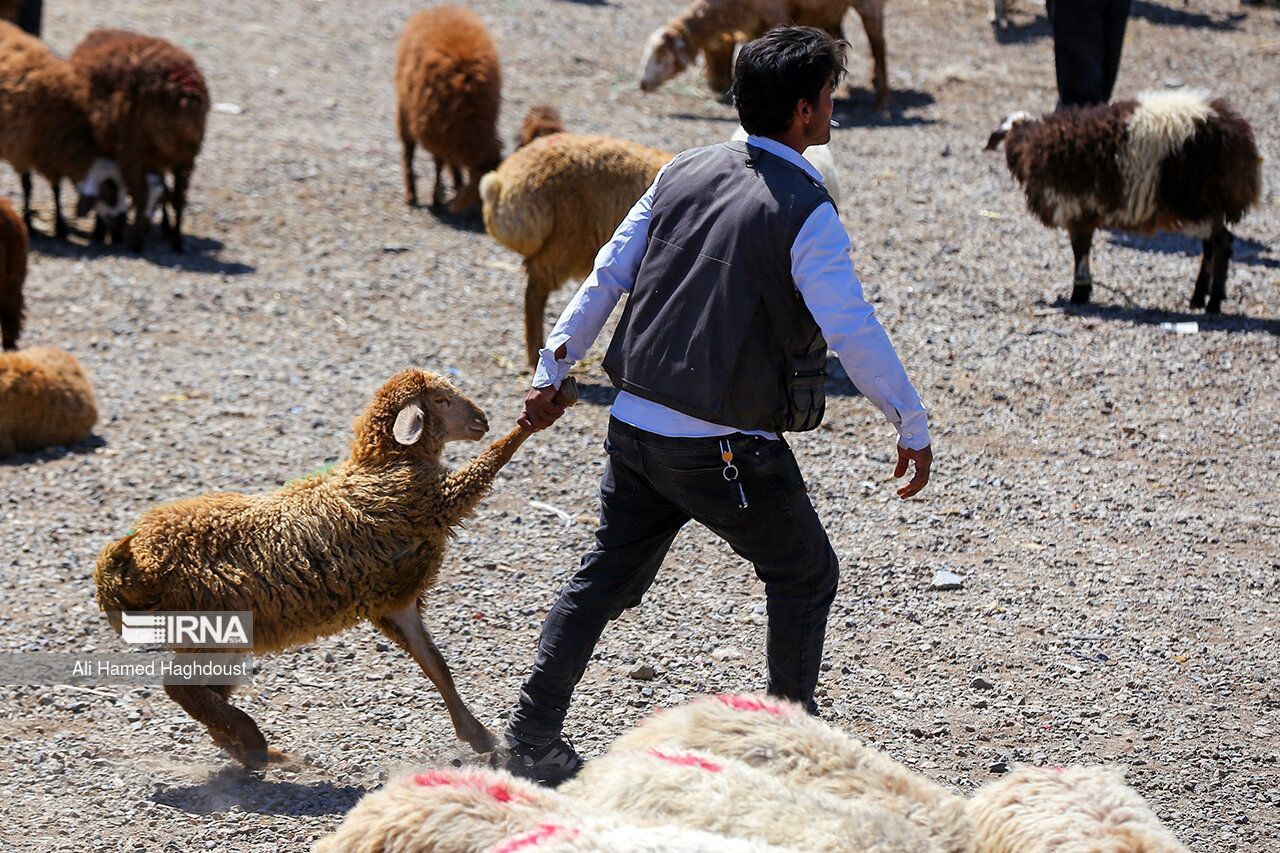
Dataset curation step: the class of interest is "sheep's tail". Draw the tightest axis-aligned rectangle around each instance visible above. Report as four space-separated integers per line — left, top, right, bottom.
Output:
480 169 552 258
1207 99 1263 223
93 533 156 624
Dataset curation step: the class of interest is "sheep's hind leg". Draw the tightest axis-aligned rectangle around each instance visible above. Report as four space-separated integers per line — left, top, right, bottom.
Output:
50 179 68 239
19 172 33 231
399 110 418 207
430 156 446 213
1068 227 1095 304
1190 237 1214 309
376 601 496 753
164 683 286 769
1206 224 1233 314
169 169 189 253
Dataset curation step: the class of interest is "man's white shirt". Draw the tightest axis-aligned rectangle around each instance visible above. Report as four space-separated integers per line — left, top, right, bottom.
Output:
531 134 931 451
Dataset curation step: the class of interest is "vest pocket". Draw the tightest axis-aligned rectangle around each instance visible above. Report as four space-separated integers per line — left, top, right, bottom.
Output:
785 369 827 432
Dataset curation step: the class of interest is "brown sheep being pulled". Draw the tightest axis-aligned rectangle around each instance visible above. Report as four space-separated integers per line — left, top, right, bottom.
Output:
94 370 575 768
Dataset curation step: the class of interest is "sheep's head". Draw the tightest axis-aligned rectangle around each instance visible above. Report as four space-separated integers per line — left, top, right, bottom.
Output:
984 112 1034 151
517 104 566 149
352 369 489 464
639 23 694 93
75 158 128 219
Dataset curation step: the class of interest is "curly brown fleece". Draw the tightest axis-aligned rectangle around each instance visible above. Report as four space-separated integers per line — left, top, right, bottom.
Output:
0 346 98 457
0 198 27 351
480 133 673 367
94 369 536 766
70 29 210 252
395 6 502 215
0 22 103 235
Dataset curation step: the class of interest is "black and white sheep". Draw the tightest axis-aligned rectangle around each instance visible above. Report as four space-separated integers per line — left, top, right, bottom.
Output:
985 90 1262 313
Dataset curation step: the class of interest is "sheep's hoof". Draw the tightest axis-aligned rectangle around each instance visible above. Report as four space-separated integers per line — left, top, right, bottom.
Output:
1205 300 1222 314
1190 294 1207 309
1069 282 1093 304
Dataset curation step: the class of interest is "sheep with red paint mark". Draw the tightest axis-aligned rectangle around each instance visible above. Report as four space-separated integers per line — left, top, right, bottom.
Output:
985 90 1262 313
967 765 1189 852
609 694 975 853
315 766 796 852
562 746 940 852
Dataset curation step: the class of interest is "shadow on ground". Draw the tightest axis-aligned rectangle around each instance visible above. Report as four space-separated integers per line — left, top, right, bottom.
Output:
1131 0 1246 30
150 766 367 817
834 88 936 128
1107 231 1280 269
1055 297 1280 337
0 435 106 467
28 230 256 276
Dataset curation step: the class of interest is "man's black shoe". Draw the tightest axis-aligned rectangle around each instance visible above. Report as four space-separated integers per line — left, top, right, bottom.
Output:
499 733 584 787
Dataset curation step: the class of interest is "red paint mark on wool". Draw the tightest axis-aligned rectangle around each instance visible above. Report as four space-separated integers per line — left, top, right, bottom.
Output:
716 694 784 716
491 823 579 852
411 770 530 803
648 749 722 772
166 66 205 95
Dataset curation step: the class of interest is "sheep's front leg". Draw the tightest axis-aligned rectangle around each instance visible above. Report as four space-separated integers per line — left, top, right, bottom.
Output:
19 172 32 231
851 0 889 108
1190 237 1214 309
1206 225 1233 314
399 109 418 207
430 156 446 213
165 683 286 769
170 169 189 253
375 601 495 752
50 179 68 239
442 426 532 526
1068 226 1094 304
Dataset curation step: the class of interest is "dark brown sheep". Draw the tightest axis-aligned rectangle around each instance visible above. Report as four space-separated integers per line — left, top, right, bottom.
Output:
395 6 503 216
70 29 210 253
0 197 27 351
986 90 1261 314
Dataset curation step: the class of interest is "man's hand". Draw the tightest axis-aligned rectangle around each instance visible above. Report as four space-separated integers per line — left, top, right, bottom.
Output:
518 385 567 432
894 444 932 499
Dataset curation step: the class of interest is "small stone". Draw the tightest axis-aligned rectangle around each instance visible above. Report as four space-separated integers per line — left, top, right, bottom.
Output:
628 664 657 681
931 570 965 591
971 677 995 690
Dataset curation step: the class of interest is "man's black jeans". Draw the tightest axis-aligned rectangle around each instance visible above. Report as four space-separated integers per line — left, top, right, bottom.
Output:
508 418 840 746
1047 0 1131 107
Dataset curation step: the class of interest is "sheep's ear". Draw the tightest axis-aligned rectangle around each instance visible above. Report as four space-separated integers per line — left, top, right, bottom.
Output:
984 129 1008 151
393 400 425 445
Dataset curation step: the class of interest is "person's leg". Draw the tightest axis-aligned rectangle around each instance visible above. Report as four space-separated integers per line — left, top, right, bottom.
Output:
642 434 839 713
507 423 689 747
1049 0 1109 107
1100 0 1132 103
16 0 42 37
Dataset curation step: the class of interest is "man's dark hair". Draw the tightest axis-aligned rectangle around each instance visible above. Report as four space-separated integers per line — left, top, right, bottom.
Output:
732 26 847 137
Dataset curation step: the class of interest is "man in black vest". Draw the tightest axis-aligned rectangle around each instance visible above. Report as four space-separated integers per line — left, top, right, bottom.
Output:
500 26 933 786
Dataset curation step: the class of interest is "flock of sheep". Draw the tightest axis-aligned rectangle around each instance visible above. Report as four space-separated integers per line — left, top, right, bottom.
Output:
0 1 1263 849
318 693 1190 852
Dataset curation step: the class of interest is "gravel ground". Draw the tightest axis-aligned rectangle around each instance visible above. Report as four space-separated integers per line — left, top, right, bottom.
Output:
1 1 1277 850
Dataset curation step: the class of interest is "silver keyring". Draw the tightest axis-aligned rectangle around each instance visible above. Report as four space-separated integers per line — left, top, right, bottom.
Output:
722 465 739 481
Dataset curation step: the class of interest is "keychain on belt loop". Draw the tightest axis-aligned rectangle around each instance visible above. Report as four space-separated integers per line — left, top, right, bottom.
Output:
719 439 749 509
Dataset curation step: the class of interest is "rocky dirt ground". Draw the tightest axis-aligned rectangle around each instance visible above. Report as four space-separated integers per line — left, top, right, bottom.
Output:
1 0 1277 850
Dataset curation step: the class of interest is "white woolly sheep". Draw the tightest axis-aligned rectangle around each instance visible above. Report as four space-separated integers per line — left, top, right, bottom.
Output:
967 765 1189 853
639 0 889 108
396 5 503 216
69 29 210 253
0 21 121 239
316 766 794 853
0 346 98 457
611 693 975 853
94 370 575 768
985 90 1262 313
480 128 673 367
563 746 940 852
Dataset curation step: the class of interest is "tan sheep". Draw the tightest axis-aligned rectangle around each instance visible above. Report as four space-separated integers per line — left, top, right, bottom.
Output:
395 5 503 216
0 197 27 351
563 746 940 852
0 21 120 239
638 0 889 108
69 29 210 253
93 370 573 768
316 766 796 853
479 130 672 367
0 346 98 457
967 765 1189 853
612 694 975 853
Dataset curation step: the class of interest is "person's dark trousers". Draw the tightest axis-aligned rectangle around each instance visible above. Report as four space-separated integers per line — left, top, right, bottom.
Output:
1046 0 1131 107
508 418 840 746
16 0 42 37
